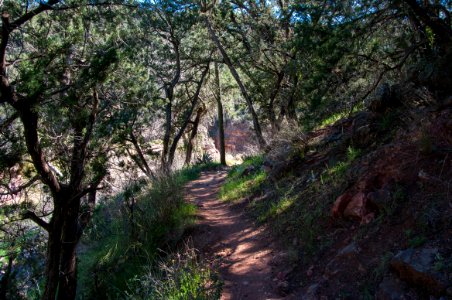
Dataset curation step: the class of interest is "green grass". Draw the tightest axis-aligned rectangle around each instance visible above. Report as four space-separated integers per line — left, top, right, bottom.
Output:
218 151 359 257
219 155 266 203
257 195 296 222
126 246 222 300
78 163 220 299
319 111 348 128
178 161 223 182
220 171 267 202
322 146 361 180
316 104 363 129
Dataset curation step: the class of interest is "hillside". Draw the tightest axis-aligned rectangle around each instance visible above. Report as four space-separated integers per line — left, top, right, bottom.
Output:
219 84 451 298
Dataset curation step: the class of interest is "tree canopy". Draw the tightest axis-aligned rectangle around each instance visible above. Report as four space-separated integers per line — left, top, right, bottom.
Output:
0 0 450 299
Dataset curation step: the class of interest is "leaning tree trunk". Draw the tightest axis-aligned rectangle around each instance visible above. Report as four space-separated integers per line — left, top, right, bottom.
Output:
204 15 267 150
185 107 204 165
168 66 209 166
214 62 226 165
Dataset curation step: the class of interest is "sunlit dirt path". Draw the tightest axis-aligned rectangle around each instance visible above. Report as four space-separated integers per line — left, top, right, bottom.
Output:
184 171 286 300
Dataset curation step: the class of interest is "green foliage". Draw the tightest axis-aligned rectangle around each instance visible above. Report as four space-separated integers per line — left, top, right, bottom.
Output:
257 195 296 222
126 245 222 300
318 111 349 129
196 153 214 165
408 235 427 248
347 145 361 161
219 155 266 202
78 166 210 299
403 228 427 248
227 155 265 179
378 111 399 131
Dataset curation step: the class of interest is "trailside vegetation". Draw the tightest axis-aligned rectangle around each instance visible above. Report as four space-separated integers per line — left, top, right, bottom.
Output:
0 0 450 299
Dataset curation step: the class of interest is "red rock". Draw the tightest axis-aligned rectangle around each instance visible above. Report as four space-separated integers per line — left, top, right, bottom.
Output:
343 192 367 220
332 192 353 218
361 212 375 224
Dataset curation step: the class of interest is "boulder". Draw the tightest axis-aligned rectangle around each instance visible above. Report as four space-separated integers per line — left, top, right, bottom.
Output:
343 192 367 220
367 83 391 113
337 242 360 258
390 248 448 296
367 188 392 212
332 192 375 223
332 192 353 218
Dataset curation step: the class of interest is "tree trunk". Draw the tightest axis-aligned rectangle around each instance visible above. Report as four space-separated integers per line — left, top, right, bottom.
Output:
268 71 284 134
214 62 226 165
286 73 299 126
168 65 209 166
42 202 64 300
161 37 181 171
0 254 14 300
57 196 81 300
204 15 267 150
129 131 155 179
185 107 204 165
402 0 452 48
161 92 172 171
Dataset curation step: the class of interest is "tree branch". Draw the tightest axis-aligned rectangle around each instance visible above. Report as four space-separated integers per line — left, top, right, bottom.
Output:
22 210 50 232
0 175 39 196
0 112 18 132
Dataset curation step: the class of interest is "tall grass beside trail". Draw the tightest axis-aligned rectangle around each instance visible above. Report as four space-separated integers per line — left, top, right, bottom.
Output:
126 242 222 300
78 163 222 299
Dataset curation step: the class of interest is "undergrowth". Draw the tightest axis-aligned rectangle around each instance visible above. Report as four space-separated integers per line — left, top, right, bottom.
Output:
78 163 221 299
219 155 266 202
126 243 222 300
221 147 363 258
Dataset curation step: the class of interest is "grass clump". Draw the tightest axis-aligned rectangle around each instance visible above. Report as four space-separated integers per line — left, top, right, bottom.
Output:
126 244 222 300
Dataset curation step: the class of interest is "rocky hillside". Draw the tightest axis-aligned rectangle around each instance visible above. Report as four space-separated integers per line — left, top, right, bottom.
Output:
223 83 451 299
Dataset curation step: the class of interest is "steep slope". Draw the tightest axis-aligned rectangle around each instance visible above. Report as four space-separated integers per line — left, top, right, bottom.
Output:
220 84 451 298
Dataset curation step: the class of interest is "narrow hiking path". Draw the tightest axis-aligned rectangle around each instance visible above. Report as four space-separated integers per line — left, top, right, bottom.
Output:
184 171 289 300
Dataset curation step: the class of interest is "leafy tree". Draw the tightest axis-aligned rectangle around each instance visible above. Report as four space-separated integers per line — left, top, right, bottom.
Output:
0 1 141 298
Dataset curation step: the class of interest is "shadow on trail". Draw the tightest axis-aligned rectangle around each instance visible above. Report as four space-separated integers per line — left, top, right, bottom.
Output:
185 171 286 300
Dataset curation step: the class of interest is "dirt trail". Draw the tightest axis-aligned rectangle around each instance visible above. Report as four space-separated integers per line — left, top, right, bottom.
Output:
185 171 287 300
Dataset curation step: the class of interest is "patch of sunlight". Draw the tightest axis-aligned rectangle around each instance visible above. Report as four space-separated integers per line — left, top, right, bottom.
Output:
316 104 364 130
